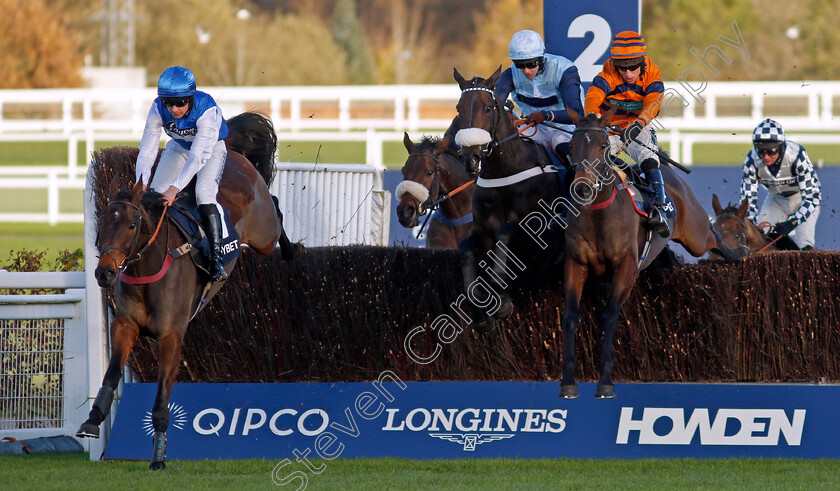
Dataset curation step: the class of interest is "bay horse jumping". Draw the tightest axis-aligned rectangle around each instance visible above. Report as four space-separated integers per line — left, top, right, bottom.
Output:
396 132 474 249
453 67 567 332
709 193 798 258
76 112 292 470
560 110 741 399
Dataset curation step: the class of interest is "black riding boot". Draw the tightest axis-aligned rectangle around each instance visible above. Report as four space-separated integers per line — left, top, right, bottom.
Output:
199 204 228 282
641 159 674 238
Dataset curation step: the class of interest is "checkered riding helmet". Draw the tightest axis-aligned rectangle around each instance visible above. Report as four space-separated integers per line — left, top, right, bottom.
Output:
752 118 786 148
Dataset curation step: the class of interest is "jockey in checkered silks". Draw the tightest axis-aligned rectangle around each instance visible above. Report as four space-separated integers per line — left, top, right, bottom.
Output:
739 118 822 250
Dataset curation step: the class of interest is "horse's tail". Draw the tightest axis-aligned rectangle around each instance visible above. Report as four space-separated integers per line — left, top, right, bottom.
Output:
225 111 277 186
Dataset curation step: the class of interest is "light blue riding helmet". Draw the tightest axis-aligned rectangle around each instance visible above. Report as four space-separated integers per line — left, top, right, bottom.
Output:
157 66 196 98
509 30 545 60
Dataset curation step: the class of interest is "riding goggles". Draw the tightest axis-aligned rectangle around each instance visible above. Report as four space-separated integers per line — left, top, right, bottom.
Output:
756 146 781 157
616 63 643 72
161 97 190 108
514 58 541 70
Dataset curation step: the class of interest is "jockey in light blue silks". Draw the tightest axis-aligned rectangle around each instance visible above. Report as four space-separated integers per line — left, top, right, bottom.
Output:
494 29 585 167
135 66 230 281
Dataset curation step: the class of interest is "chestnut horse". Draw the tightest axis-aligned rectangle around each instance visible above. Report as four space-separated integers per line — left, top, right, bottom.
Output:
396 132 474 249
453 67 567 333
709 194 798 258
559 110 740 399
76 112 291 470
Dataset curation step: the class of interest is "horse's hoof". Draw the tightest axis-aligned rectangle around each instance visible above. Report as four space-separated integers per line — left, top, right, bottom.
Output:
495 296 514 320
472 317 496 334
76 423 100 439
595 384 616 399
149 461 166 471
559 384 579 399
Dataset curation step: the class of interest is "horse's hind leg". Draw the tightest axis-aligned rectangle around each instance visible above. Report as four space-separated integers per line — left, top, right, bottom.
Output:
149 331 183 471
595 259 637 399
76 316 139 438
560 260 587 399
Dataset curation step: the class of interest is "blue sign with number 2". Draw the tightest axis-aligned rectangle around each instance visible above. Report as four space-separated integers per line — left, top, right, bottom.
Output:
543 0 641 86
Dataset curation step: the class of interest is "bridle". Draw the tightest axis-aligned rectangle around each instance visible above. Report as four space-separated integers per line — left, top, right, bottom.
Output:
571 125 613 194
406 153 443 216
458 86 523 165
712 212 749 250
98 200 169 272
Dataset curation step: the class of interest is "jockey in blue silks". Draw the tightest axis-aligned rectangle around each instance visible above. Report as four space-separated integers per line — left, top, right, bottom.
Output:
135 66 230 282
494 29 585 168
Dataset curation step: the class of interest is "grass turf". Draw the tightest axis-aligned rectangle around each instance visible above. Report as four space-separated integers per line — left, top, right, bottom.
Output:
0 222 84 270
2 453 840 489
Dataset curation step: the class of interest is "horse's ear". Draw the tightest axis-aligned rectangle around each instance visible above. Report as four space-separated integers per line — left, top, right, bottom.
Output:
736 198 750 219
131 181 144 203
487 66 503 88
600 107 618 127
453 68 468 90
434 137 450 155
403 132 415 153
567 107 580 126
711 194 723 215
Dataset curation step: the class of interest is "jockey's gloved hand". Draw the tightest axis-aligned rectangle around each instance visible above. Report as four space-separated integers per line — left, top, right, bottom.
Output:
774 218 798 236
621 119 645 144
525 111 547 125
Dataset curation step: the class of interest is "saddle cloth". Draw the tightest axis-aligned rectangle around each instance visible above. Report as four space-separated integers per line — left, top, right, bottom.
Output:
614 163 656 217
168 201 240 277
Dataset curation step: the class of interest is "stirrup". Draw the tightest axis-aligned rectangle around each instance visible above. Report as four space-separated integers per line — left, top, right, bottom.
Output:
209 259 227 282
648 207 671 238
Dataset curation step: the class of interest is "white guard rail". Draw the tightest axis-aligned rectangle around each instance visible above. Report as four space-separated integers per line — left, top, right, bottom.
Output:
0 270 107 459
272 163 390 247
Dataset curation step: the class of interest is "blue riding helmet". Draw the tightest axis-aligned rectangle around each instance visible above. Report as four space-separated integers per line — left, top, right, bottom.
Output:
157 66 196 98
509 30 545 61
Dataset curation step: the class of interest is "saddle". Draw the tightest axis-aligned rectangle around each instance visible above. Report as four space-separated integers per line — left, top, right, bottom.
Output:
168 198 240 278
615 162 656 218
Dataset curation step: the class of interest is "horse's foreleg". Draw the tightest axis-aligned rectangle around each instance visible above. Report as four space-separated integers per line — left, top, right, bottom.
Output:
76 316 139 438
596 259 638 399
149 330 183 471
458 234 492 333
488 223 523 321
560 260 587 399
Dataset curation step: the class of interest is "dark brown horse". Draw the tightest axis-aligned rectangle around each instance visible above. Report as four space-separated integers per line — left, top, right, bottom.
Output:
76 112 291 470
453 67 567 332
559 110 740 399
397 132 474 249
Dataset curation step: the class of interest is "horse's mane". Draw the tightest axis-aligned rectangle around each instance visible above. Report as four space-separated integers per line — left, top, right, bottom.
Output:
577 113 603 128
414 134 463 167
721 203 740 215
415 135 442 151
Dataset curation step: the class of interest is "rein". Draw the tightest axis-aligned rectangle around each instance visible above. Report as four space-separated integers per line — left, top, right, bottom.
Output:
416 177 477 238
100 199 173 283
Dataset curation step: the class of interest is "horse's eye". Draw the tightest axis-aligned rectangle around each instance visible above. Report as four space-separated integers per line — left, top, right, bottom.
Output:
486 105 493 112
129 223 136 230
426 169 434 176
